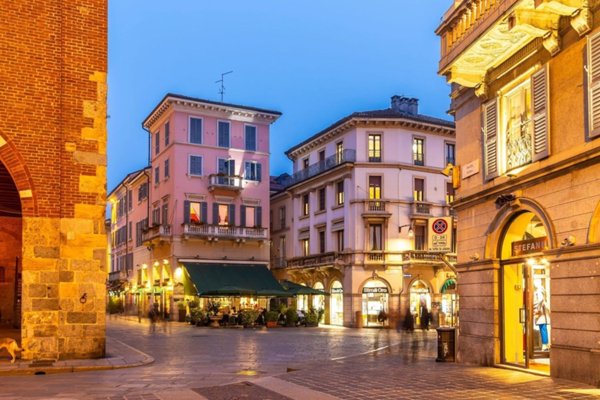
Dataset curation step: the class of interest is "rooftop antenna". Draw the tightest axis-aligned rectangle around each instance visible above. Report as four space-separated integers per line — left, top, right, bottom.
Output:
216 70 233 102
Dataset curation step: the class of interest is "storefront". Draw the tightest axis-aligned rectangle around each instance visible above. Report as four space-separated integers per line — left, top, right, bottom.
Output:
440 278 458 327
312 282 325 316
361 279 389 327
409 280 431 329
330 280 344 326
500 212 550 373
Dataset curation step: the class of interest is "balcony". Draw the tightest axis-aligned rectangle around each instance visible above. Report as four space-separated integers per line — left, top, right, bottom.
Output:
286 252 341 269
108 270 126 282
362 250 457 267
284 149 356 187
183 223 267 241
437 0 591 90
142 224 172 244
208 174 244 194
361 200 392 221
410 201 432 217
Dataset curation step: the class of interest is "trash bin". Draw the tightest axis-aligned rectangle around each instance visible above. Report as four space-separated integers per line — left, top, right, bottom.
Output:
355 311 363 328
436 327 456 362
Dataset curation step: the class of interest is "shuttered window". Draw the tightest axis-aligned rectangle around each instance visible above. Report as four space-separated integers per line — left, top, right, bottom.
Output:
531 66 550 161
587 32 600 139
482 99 498 180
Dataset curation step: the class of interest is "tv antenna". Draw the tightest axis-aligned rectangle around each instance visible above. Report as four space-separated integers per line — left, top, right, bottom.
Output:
216 70 233 102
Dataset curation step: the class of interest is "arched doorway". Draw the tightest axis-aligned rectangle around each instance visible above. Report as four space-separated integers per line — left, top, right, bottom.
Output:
440 278 458 327
361 279 389 327
0 161 22 331
499 211 551 373
312 282 325 322
329 280 344 326
409 280 431 329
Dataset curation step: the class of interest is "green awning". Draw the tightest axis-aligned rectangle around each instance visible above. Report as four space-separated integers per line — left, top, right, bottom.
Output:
182 262 290 297
441 278 457 293
281 280 329 296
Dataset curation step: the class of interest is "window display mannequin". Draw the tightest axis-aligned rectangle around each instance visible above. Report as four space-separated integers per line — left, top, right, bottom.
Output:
533 283 550 351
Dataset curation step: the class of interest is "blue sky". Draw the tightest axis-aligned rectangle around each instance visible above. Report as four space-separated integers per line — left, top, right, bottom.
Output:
108 1 452 190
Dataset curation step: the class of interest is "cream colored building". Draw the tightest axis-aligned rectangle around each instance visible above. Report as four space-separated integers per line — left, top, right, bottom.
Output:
271 96 457 328
437 0 600 386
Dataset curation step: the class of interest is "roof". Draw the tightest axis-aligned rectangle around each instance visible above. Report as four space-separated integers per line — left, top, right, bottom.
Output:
182 262 289 297
285 108 455 159
142 93 282 129
107 167 150 198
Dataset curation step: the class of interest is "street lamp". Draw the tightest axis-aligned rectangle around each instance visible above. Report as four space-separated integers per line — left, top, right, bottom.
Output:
399 224 414 237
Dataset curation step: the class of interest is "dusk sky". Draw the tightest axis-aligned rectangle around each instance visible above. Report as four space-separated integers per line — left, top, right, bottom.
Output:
107 1 452 190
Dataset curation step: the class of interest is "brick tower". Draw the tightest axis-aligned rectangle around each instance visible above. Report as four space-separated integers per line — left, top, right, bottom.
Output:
0 1 107 359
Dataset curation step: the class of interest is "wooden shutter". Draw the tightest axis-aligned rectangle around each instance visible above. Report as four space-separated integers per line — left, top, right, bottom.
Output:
228 204 236 226
531 66 550 161
256 206 263 228
201 202 208 224
213 203 219 225
240 205 246 227
588 32 600 139
183 200 190 224
482 99 499 180
257 163 262 182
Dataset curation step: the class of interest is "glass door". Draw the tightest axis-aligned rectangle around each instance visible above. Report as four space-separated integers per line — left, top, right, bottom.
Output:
502 263 529 368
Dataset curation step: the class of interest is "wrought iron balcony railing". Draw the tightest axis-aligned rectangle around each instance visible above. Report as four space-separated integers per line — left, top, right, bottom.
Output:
283 149 356 187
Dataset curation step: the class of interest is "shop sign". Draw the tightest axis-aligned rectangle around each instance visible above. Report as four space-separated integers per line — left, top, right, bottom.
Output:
428 217 453 252
331 287 344 294
511 237 547 256
362 287 388 294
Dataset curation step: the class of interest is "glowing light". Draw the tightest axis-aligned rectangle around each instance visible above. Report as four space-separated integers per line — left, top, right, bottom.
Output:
174 267 183 279
163 259 169 264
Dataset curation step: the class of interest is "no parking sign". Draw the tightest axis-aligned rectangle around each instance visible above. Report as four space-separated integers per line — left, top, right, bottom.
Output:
428 217 453 252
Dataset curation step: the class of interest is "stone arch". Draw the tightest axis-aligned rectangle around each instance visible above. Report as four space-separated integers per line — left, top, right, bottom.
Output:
588 200 600 244
358 275 393 293
0 133 37 217
483 197 556 259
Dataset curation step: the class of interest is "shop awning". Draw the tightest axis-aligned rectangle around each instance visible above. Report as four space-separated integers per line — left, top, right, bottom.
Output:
281 280 329 296
182 262 290 297
441 278 457 293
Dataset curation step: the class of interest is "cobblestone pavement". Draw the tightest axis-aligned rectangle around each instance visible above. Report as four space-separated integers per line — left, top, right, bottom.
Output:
0 317 598 399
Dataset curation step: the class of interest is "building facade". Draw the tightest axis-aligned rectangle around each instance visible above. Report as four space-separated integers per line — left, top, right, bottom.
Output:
108 94 281 316
271 96 457 329
437 0 600 386
0 1 107 359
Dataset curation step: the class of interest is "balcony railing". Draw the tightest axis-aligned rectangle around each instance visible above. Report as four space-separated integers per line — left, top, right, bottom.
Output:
208 174 244 191
271 257 288 269
183 223 267 240
365 200 387 212
108 270 126 282
411 201 432 216
142 224 171 243
283 149 356 187
286 252 340 268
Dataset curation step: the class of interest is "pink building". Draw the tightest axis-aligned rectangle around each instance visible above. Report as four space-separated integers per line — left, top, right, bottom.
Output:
109 94 281 318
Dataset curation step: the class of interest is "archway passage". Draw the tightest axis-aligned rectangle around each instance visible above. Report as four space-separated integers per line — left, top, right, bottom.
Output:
0 161 22 332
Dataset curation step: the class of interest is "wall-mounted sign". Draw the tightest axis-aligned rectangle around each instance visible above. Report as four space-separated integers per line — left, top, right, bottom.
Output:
362 287 388 294
428 217 453 252
511 237 547 257
331 287 344 294
462 159 480 179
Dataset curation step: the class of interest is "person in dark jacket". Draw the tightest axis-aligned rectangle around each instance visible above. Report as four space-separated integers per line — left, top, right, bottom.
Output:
420 303 430 330
403 308 415 332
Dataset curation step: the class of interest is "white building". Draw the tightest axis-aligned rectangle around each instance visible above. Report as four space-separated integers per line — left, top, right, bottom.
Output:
271 96 457 328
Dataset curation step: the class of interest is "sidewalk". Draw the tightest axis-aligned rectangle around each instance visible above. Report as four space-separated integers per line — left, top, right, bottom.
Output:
0 335 154 376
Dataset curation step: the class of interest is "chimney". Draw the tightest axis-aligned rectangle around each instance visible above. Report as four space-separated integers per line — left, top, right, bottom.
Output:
391 95 419 115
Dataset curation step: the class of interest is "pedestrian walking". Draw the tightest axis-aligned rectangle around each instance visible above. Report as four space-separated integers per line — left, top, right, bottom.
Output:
420 303 430 331
148 305 158 333
403 308 414 332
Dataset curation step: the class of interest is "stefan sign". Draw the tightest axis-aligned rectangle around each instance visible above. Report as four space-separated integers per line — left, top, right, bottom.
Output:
428 217 453 252
511 237 548 257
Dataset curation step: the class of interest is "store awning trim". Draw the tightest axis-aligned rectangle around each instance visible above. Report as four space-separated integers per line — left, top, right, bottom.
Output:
182 262 290 297
441 278 457 293
281 280 329 296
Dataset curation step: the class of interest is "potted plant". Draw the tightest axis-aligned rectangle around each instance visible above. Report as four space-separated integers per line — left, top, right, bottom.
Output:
285 307 298 327
240 310 259 328
207 300 222 327
265 310 279 328
305 308 319 327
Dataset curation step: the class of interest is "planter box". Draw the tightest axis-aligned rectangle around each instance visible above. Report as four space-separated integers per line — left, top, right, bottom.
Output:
266 321 278 328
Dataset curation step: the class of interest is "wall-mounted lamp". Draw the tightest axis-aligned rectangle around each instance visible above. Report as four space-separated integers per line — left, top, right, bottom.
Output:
399 224 414 237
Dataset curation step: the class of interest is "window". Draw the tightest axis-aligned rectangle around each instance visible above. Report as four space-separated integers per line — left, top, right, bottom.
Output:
301 238 310 256
155 132 160 155
446 182 455 204
318 187 326 211
414 225 426 250
185 201 207 225
302 158 309 170
218 159 236 185
154 166 160 185
336 230 344 252
368 134 382 162
128 221 132 240
587 33 600 139
369 224 383 251
161 203 168 226
318 230 326 253
152 206 160 226
369 176 382 199
318 150 325 165
414 178 424 201
189 117 202 144
164 159 170 179
241 205 262 227
244 161 262 181
445 142 455 166
279 206 286 229
213 203 235 226
336 141 344 163
280 236 287 258
189 155 202 176
482 67 549 180
413 137 424 166
127 190 133 211
336 180 344 205
138 183 148 202
245 125 257 151
302 194 309 216
164 121 170 146
135 219 147 247
217 121 230 147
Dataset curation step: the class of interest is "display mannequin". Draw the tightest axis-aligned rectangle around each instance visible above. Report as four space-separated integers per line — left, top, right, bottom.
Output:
533 284 550 351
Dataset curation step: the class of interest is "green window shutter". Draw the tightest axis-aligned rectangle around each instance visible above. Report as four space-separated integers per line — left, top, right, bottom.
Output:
482 99 499 181
587 32 600 139
531 66 550 161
